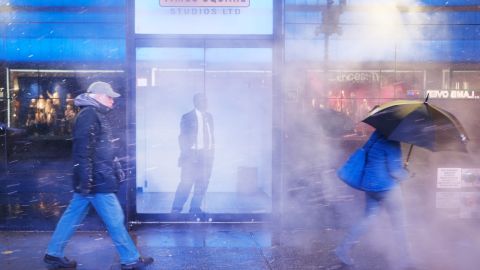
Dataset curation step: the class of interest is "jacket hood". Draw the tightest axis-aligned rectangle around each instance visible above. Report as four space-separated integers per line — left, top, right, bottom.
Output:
74 93 111 113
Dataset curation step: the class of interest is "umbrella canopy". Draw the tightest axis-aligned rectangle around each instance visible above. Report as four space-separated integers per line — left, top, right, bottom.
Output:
362 99 469 152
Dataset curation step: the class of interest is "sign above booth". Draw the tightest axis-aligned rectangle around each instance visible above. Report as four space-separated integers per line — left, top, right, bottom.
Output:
328 72 381 83
426 90 480 100
135 0 272 35
159 0 250 7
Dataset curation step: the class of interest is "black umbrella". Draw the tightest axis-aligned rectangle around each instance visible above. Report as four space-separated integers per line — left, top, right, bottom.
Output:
361 96 469 165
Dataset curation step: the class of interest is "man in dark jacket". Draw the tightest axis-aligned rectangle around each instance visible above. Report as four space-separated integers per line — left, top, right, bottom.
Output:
44 81 153 270
171 93 214 214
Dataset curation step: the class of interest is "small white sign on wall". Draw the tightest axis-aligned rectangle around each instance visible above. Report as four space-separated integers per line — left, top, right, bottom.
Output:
435 192 460 209
437 168 462 188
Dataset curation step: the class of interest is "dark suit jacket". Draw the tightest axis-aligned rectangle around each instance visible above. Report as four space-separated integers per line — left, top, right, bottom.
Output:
178 110 214 167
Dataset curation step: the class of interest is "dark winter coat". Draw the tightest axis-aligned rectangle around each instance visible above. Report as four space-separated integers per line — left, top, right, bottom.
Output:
360 131 408 192
72 94 119 194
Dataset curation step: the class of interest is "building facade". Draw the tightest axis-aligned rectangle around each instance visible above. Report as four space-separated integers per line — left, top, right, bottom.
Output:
0 0 479 230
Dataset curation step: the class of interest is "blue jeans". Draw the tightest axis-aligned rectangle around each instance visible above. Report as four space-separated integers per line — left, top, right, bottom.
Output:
46 193 140 264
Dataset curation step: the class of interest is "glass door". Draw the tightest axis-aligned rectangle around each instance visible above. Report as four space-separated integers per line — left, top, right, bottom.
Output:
136 47 206 214
135 46 273 219
203 48 272 214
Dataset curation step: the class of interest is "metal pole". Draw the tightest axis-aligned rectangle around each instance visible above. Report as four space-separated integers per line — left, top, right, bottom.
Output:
6 68 10 127
324 33 329 68
203 41 206 95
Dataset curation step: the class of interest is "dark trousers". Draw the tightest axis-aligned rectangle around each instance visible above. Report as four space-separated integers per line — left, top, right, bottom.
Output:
172 150 213 212
337 186 412 267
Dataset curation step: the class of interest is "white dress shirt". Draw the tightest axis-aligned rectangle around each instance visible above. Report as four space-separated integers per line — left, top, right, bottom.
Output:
195 109 211 150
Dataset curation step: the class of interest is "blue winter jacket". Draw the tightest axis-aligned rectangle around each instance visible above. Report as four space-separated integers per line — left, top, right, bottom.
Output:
360 131 408 192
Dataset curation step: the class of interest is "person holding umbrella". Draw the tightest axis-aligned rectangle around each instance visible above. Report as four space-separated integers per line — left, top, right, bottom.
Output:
335 97 468 269
334 130 414 269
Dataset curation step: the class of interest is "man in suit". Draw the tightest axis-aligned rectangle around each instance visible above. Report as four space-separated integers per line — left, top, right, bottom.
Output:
171 93 214 214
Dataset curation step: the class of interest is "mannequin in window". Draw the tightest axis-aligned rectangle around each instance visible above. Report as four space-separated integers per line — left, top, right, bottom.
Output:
66 93 74 107
47 84 61 107
171 93 215 215
46 99 56 129
37 94 46 111
63 104 76 134
29 98 37 111
26 113 36 134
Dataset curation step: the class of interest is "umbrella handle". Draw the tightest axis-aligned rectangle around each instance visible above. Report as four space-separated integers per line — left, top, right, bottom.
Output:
404 144 414 168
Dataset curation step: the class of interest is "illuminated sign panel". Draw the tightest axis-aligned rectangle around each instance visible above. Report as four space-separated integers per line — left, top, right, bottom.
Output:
135 0 272 35
426 90 480 100
159 0 250 7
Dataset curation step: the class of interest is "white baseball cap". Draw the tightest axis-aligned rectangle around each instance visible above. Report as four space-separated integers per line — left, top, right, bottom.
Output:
86 81 121 98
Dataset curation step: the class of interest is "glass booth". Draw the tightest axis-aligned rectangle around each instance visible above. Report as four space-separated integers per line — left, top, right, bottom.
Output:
135 46 273 217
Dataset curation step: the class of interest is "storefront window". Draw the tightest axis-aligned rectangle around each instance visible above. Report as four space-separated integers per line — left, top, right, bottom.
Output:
308 70 424 107
449 70 480 90
10 73 77 137
5 69 125 172
306 69 424 137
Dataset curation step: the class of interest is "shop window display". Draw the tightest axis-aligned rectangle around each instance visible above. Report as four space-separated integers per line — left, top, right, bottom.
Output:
11 77 79 137
448 70 480 90
307 70 424 137
5 69 124 166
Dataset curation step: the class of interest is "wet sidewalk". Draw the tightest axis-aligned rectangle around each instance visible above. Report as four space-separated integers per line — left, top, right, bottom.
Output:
1 222 479 270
